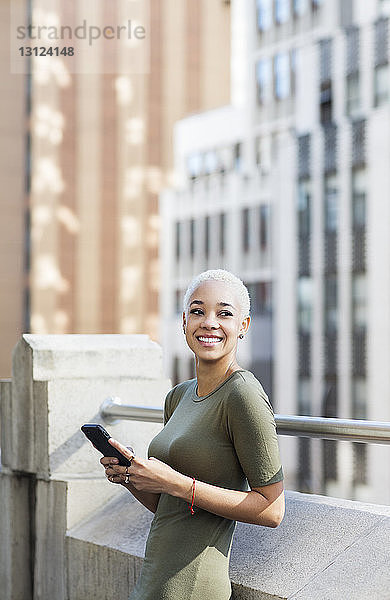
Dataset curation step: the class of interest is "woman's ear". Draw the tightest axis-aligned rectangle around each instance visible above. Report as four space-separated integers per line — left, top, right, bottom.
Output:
240 315 251 336
182 312 186 333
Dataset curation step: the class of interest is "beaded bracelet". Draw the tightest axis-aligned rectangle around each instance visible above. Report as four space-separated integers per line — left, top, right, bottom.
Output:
189 477 196 515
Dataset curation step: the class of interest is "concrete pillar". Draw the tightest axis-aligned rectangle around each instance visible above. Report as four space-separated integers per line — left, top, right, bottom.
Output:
0 469 34 600
0 334 170 600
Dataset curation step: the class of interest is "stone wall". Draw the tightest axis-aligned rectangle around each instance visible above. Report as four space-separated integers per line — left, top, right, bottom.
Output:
0 334 170 600
67 489 390 600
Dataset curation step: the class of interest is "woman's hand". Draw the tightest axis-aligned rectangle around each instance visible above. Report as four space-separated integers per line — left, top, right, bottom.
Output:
100 437 186 496
100 440 135 485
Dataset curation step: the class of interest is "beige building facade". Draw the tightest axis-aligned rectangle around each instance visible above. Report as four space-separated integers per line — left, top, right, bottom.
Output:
0 0 231 377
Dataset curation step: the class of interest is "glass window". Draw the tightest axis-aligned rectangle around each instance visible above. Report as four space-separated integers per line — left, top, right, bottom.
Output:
291 48 297 95
352 274 367 331
352 169 366 227
204 150 218 174
220 146 234 171
352 442 367 485
175 290 182 314
352 119 366 167
323 438 338 481
340 0 353 27
205 216 210 258
379 0 390 16
298 134 311 179
346 72 360 117
320 37 332 82
242 208 250 252
298 277 313 334
190 219 195 257
274 52 291 100
258 281 272 314
186 153 203 179
248 281 272 315
275 0 290 24
324 175 338 232
259 204 270 250
175 222 181 259
298 378 311 414
374 17 389 67
256 0 273 32
219 213 226 255
257 135 272 173
320 81 333 124
374 63 389 106
256 58 272 105
255 136 261 165
298 180 311 237
188 357 196 380
234 142 242 171
324 275 338 333
172 356 180 386
294 0 308 17
352 378 367 419
298 437 312 492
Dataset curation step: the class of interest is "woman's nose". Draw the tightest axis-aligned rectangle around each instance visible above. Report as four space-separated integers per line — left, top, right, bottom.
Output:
201 314 218 328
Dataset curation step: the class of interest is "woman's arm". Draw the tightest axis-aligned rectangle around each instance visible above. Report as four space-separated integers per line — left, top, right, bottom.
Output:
106 439 285 527
100 445 161 514
166 469 285 527
121 480 161 514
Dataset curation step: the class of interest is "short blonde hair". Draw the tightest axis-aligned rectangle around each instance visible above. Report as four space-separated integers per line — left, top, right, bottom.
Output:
183 269 251 319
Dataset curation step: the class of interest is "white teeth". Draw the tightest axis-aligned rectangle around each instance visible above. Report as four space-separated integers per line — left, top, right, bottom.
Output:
198 337 222 343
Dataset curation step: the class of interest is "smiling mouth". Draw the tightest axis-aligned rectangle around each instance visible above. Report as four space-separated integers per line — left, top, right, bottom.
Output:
196 336 223 345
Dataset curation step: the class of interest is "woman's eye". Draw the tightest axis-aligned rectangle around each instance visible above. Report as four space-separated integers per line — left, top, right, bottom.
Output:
189 308 233 317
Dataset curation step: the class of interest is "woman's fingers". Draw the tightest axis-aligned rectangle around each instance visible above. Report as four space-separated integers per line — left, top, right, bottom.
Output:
107 473 123 484
100 456 119 467
108 437 135 461
98 439 136 486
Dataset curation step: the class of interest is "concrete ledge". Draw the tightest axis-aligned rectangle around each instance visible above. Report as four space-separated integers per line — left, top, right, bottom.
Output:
16 334 164 380
8 334 170 474
230 491 390 599
68 490 390 600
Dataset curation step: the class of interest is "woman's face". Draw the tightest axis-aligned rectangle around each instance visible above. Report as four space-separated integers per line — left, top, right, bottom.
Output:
182 280 250 362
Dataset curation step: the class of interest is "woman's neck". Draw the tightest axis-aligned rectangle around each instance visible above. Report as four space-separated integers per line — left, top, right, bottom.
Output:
195 357 242 397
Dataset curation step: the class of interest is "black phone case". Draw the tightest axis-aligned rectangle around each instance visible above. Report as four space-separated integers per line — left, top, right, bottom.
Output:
81 423 132 467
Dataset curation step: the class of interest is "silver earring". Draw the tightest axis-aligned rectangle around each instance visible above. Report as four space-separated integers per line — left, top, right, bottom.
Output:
239 334 244 339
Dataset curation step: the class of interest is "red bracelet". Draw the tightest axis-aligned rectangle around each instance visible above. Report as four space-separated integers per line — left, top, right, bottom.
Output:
189 477 196 515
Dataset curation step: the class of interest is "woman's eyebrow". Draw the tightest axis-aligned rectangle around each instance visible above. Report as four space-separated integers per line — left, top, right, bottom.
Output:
189 300 236 310
218 302 236 309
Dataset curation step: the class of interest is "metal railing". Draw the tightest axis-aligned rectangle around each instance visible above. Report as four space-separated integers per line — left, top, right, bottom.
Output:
100 397 390 445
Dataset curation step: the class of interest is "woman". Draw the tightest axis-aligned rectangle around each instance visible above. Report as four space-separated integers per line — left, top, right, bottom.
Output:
102 269 285 600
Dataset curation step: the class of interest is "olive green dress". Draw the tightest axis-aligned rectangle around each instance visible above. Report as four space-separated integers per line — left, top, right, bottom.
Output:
129 369 283 600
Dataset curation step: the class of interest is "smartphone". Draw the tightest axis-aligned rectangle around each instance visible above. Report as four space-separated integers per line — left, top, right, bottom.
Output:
81 423 133 467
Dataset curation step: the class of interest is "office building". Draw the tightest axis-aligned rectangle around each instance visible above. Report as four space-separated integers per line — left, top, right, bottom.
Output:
160 0 390 502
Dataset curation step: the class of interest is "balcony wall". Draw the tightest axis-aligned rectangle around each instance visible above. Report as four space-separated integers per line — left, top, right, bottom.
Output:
1 335 390 600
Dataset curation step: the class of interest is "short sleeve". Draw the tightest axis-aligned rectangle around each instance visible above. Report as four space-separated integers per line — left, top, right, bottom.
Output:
163 381 190 425
226 379 283 488
163 389 174 426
